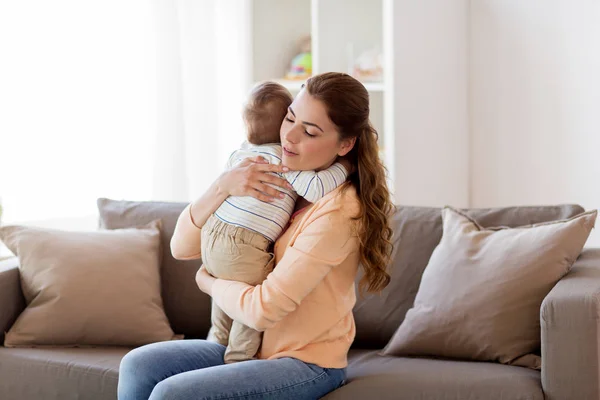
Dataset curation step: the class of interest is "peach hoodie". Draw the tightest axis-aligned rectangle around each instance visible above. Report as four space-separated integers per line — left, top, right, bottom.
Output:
170 185 361 368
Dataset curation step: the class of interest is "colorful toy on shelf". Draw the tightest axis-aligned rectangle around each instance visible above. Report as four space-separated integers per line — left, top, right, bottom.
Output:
285 36 312 80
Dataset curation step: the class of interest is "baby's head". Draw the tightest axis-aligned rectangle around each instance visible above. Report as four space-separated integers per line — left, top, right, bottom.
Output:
243 82 293 145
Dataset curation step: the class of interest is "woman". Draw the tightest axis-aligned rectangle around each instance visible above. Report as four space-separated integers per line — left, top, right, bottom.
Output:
117 72 394 400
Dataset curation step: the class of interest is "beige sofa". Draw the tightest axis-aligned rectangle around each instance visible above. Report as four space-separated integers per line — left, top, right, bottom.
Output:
0 200 598 400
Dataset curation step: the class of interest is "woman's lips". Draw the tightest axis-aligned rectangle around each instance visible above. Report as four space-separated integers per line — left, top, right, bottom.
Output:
283 146 298 156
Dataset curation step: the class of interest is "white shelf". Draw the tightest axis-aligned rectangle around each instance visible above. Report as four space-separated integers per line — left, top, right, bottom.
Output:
272 78 385 93
272 79 306 92
252 0 311 83
250 0 393 189
362 81 385 92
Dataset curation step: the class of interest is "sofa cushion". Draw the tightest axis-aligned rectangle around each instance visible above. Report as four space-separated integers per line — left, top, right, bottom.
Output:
352 204 586 349
0 346 129 400
382 207 596 368
97 198 210 338
0 347 543 400
0 222 177 347
322 349 544 400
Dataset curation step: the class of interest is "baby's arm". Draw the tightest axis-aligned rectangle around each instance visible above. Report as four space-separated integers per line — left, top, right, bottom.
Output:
226 149 244 169
228 145 282 170
283 162 348 203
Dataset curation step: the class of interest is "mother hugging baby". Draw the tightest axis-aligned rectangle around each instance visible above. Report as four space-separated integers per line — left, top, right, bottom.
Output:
118 72 394 400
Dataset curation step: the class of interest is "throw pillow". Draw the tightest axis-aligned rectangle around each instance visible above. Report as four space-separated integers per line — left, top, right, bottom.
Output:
382 207 597 369
351 204 585 349
0 220 178 347
97 198 209 338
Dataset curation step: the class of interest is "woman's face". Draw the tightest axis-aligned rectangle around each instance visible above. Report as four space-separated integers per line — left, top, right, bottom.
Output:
280 90 354 171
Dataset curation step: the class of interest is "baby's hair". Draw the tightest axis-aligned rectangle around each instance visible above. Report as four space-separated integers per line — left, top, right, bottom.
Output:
243 82 293 145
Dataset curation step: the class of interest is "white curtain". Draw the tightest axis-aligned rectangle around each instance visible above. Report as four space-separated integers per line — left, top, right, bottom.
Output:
0 0 251 228
152 0 252 202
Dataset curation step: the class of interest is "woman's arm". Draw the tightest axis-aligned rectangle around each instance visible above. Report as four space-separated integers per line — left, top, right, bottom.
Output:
170 157 292 260
197 201 359 331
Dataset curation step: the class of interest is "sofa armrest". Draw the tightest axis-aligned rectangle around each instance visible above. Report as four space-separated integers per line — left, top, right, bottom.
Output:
541 248 600 400
0 257 25 344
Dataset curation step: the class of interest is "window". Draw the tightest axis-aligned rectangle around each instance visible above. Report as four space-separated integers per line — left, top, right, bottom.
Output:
0 0 156 226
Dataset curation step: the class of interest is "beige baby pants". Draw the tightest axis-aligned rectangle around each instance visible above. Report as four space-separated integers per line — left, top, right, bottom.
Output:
200 214 275 363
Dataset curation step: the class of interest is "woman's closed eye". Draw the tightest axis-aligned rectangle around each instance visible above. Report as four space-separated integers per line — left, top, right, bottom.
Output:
285 116 316 137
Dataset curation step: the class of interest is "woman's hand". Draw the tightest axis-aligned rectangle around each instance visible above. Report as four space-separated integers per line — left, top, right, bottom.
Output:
195 266 217 296
174 156 294 259
216 156 293 202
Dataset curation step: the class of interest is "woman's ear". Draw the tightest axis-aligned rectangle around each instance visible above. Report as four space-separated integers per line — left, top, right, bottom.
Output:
338 137 356 157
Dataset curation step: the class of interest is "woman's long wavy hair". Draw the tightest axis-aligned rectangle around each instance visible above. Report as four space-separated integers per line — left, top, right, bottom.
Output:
305 72 393 294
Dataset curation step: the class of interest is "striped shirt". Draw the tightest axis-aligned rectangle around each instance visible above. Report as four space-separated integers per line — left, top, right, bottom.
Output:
214 142 348 242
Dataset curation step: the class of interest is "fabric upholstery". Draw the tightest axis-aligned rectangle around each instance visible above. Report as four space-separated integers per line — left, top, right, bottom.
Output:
97 198 209 338
0 221 176 347
322 349 544 400
382 208 596 368
0 348 545 400
352 204 586 349
0 346 128 400
541 248 600 400
0 257 24 343
0 201 598 400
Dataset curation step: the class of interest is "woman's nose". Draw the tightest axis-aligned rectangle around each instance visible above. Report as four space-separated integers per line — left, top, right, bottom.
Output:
283 125 301 144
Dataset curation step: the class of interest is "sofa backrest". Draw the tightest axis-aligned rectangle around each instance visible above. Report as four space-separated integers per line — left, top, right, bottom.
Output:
98 199 209 338
97 198 585 345
351 204 585 349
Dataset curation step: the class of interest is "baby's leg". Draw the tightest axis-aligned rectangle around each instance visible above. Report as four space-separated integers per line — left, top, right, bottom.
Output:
206 301 232 346
201 216 275 363
224 240 275 363
201 217 240 347
226 320 263 363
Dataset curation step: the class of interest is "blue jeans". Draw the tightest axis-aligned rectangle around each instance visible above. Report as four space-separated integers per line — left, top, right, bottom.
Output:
117 340 346 400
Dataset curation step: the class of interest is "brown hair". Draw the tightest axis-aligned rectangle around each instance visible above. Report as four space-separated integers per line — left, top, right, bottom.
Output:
305 72 393 294
243 82 293 145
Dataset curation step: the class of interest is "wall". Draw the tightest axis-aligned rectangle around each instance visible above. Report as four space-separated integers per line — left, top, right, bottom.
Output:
388 0 470 207
470 0 600 246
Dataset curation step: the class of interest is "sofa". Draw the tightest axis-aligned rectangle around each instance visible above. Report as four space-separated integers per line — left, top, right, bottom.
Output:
0 200 599 400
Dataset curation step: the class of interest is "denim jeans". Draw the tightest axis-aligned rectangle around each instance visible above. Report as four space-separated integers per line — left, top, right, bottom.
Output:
117 340 346 400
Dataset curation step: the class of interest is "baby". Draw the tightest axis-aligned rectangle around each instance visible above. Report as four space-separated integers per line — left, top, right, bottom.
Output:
201 81 349 363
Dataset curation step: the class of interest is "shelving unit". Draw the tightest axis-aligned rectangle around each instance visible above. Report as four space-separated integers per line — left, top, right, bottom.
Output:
249 0 394 191
273 79 385 93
